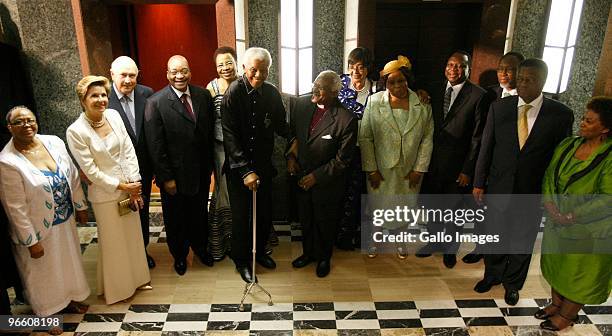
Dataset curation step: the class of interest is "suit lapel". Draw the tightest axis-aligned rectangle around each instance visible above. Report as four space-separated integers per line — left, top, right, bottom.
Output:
442 81 470 127
300 103 316 144
133 86 146 139
166 86 195 124
309 106 336 143
380 91 400 134
190 85 203 123
521 98 549 152
402 91 423 135
110 89 137 141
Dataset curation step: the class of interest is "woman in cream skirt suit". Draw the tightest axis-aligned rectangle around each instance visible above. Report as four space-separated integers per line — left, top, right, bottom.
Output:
67 75 150 304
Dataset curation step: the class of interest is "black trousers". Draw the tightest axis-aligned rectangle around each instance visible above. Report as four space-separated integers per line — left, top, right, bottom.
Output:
422 178 475 254
228 172 272 267
337 148 365 244
160 184 209 261
139 171 153 248
298 189 341 261
482 199 541 291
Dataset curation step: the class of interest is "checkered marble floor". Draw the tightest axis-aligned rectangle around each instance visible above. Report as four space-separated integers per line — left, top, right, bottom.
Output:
55 214 611 335
20 299 611 335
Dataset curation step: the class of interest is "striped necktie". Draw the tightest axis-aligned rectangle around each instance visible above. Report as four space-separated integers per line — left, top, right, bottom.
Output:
443 87 453 119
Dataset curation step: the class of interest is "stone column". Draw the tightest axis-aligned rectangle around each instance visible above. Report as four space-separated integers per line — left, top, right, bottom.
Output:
248 0 280 86
314 0 345 77
0 0 84 139
558 0 610 120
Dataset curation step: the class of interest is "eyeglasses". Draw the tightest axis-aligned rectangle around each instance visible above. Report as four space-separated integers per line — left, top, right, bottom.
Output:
168 69 190 76
497 67 516 73
10 119 37 127
446 63 467 69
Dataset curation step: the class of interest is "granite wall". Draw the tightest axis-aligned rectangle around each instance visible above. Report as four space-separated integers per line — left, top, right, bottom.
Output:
511 0 611 130
511 0 548 58
0 0 83 139
247 0 280 86
314 0 345 77
558 0 610 122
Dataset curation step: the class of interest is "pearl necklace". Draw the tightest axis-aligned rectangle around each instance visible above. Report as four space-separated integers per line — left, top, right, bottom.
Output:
84 113 106 128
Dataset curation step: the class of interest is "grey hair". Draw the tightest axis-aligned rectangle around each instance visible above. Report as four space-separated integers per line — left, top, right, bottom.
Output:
243 47 272 68
6 105 34 123
313 70 342 93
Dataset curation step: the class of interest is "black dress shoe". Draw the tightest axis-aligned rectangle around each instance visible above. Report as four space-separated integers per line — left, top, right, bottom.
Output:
196 252 214 267
415 243 437 258
236 265 257 283
316 260 330 278
474 277 501 293
255 255 277 269
443 254 457 268
462 252 483 264
504 288 520 306
174 260 187 276
147 254 156 269
292 255 312 268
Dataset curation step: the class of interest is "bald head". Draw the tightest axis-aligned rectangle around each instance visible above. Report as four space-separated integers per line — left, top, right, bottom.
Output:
167 55 191 92
110 56 139 96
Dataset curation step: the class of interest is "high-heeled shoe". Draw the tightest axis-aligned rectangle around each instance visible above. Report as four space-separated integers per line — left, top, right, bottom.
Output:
534 303 560 320
540 313 579 331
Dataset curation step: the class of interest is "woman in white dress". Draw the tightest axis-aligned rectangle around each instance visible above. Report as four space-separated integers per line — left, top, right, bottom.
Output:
66 75 151 305
0 106 90 334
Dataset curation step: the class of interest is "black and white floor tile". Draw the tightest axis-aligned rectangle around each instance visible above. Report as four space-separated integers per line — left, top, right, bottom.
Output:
6 299 606 335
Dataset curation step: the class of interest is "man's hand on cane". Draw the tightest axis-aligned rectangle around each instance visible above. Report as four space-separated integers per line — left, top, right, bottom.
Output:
244 172 260 191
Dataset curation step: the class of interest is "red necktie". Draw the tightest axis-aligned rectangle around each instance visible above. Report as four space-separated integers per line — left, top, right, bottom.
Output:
181 94 196 121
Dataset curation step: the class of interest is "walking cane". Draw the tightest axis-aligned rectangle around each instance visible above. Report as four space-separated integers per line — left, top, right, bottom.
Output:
239 179 273 311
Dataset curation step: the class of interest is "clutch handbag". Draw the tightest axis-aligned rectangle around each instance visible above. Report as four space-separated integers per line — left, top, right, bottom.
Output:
118 197 136 216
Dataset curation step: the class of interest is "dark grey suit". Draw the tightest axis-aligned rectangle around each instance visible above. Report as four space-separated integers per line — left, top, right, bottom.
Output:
145 84 215 261
290 96 357 260
474 95 573 290
108 84 153 247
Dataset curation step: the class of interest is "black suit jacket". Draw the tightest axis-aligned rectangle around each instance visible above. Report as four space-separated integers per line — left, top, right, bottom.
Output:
485 85 503 103
108 84 154 179
474 95 574 194
144 84 215 196
426 80 489 187
290 96 357 202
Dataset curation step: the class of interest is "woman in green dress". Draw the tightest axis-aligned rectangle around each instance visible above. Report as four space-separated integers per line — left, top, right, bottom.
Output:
538 96 611 332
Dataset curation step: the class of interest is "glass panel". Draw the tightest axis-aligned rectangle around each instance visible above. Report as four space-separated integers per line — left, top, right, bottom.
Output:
567 0 583 46
544 0 572 47
234 0 245 40
236 41 246 73
281 0 296 48
298 0 313 48
559 47 574 93
344 40 358 72
345 0 359 40
281 48 297 95
298 48 313 95
542 47 564 93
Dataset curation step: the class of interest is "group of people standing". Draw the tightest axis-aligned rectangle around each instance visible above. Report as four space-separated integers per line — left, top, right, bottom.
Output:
0 44 609 335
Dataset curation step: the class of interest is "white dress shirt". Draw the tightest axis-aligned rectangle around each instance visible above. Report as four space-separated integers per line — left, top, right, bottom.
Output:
445 81 466 109
500 84 517 98
518 93 543 134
